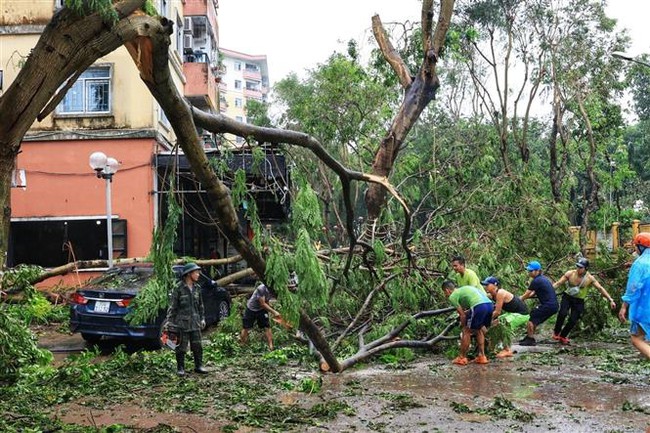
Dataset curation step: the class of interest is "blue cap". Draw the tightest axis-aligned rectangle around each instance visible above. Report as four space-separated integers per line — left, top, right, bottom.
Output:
525 261 542 271
481 276 499 286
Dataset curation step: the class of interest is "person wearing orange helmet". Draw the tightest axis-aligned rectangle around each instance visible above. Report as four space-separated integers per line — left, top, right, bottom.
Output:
618 232 650 359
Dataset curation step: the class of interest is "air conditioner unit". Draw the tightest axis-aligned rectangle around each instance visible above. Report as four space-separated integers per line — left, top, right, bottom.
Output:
183 34 193 50
183 17 193 33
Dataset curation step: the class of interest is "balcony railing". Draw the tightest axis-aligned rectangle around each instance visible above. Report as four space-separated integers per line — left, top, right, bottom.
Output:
244 88 263 100
243 69 262 80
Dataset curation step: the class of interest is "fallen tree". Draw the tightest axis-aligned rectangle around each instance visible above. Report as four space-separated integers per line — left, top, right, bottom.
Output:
0 0 456 372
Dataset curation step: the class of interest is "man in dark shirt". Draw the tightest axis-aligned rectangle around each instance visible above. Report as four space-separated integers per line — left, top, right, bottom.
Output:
240 280 280 350
519 261 559 346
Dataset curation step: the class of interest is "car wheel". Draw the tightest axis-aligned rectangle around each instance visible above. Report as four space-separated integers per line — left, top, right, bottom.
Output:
81 333 101 344
217 300 230 321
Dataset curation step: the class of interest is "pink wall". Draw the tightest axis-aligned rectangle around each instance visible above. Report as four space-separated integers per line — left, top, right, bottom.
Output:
184 0 218 33
12 138 157 259
184 61 218 108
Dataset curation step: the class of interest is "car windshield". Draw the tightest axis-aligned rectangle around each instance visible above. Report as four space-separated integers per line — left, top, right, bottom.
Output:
84 267 153 291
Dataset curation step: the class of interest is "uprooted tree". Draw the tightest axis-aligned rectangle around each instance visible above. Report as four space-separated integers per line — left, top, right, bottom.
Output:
0 0 457 372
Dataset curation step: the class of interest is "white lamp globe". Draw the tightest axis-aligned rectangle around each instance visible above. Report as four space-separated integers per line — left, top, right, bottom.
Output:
89 151 108 171
104 157 119 175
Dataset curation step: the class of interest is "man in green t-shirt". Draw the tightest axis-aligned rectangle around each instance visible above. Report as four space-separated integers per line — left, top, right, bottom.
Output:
443 280 494 365
450 255 486 295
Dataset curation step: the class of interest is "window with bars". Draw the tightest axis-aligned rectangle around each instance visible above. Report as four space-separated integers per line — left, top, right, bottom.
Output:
58 67 111 115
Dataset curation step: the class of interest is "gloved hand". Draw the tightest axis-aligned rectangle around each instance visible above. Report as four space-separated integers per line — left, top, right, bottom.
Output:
200 320 206 330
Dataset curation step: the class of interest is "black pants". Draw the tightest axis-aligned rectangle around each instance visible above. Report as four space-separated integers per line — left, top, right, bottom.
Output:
553 294 585 338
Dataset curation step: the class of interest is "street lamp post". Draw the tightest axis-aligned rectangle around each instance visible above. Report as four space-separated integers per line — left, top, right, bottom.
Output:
89 152 119 268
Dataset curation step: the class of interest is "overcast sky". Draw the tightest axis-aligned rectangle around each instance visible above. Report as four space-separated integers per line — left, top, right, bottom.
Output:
218 0 650 86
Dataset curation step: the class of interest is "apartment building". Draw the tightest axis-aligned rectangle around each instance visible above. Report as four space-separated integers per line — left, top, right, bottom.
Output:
1 0 289 280
218 48 269 146
1 0 212 270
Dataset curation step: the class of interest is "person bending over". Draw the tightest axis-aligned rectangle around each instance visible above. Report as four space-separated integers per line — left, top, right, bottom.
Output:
443 280 494 365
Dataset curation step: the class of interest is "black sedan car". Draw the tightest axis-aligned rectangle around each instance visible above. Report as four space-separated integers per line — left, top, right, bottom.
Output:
69 264 231 346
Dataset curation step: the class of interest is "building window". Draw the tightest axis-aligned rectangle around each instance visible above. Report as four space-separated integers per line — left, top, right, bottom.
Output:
176 14 184 55
234 62 242 71
234 80 242 90
58 67 111 114
245 81 260 91
9 219 127 267
236 116 244 122
158 103 170 128
159 0 170 18
235 98 242 108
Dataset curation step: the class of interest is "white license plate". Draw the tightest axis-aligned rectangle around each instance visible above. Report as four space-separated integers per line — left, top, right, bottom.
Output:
94 301 110 313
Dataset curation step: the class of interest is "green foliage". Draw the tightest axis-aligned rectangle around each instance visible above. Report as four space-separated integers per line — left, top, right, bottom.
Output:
377 348 415 367
142 0 158 16
451 396 534 422
291 175 323 237
231 168 248 209
380 392 424 411
266 241 301 325
246 198 264 252
622 401 650 415
10 292 53 324
294 228 328 312
0 264 43 295
127 191 181 325
262 349 289 366
486 321 513 351
245 99 273 127
0 307 53 382
63 0 158 19
64 0 118 24
298 376 322 393
251 146 266 175
274 52 395 231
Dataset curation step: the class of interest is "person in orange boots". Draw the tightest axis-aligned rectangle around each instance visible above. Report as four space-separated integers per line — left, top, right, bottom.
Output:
481 276 529 358
443 280 494 365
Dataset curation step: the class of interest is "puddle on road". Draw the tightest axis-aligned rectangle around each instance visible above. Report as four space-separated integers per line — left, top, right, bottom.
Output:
314 357 650 433
355 360 648 412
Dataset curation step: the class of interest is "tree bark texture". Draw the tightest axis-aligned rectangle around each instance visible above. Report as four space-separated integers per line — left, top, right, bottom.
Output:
364 0 455 222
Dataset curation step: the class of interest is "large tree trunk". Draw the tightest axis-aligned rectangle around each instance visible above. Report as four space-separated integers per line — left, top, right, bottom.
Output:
364 0 455 221
123 19 267 277
0 156 13 267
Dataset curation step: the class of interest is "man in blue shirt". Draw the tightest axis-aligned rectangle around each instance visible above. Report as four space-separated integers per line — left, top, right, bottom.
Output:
519 261 559 346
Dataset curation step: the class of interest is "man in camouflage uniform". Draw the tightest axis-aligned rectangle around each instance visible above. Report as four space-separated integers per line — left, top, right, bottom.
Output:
166 262 208 376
